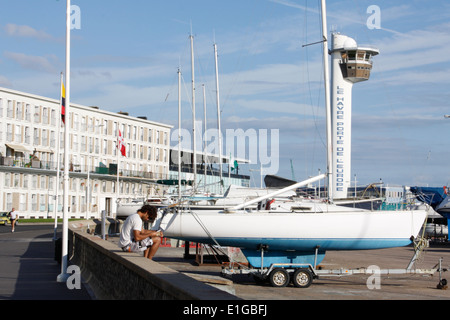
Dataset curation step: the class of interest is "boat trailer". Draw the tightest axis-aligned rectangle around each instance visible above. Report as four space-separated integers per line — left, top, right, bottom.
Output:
221 243 448 289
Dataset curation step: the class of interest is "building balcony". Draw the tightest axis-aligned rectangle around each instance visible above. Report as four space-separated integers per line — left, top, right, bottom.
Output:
0 156 170 181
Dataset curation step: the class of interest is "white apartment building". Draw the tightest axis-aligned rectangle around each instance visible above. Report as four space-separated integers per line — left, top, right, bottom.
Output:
0 87 172 219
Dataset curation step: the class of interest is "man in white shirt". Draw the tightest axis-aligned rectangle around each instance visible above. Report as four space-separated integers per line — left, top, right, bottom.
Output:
119 205 163 260
9 208 17 233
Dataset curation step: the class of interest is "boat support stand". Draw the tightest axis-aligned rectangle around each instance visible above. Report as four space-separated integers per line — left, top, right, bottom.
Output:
221 243 448 289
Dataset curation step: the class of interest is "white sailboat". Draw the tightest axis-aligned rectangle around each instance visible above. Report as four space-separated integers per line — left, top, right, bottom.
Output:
155 0 429 274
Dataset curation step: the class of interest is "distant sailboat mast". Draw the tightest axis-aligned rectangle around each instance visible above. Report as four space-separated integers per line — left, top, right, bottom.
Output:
190 34 197 192
214 43 223 194
178 68 182 201
202 84 208 192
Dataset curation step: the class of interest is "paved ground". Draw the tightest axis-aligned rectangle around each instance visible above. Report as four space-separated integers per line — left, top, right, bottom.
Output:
0 224 92 300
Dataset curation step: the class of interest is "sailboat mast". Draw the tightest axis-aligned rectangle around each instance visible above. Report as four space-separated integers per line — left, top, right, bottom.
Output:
178 68 182 201
202 84 207 192
320 0 333 203
190 34 197 192
214 43 223 194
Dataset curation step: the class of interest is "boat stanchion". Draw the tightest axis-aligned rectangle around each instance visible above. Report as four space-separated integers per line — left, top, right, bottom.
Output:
257 244 269 277
437 258 448 290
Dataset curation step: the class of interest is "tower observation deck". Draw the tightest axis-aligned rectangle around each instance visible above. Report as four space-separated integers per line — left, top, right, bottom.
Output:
330 33 379 199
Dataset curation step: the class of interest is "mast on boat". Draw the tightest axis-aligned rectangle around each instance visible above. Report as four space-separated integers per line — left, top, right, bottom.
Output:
190 34 197 192
178 68 182 201
214 43 223 194
202 84 208 192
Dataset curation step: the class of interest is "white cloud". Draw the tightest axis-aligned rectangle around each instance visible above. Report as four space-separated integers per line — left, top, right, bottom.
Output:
4 24 56 41
0 75 11 87
4 52 59 74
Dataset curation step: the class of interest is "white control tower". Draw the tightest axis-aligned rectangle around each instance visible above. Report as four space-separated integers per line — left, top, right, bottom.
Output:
330 33 379 199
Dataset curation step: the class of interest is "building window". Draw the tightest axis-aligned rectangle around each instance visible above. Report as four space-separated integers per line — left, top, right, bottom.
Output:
34 128 40 145
25 127 31 144
19 193 26 212
42 129 48 146
40 176 46 189
7 100 13 118
34 105 40 123
81 116 87 131
73 114 79 130
25 104 31 122
95 138 99 154
73 134 78 151
23 175 28 188
16 102 22 120
14 174 20 188
6 124 12 142
32 175 37 189
43 107 48 124
147 147 152 161
15 125 21 142
5 173 11 188
51 109 56 126
31 194 37 211
40 194 46 212
6 193 12 211
50 131 56 148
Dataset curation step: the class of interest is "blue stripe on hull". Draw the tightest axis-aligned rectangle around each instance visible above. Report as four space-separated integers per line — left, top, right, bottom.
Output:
176 237 413 251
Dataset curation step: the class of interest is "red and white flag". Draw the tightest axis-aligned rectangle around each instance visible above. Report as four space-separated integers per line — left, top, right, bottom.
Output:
117 130 126 157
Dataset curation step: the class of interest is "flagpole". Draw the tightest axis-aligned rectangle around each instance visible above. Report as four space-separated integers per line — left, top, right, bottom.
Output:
57 0 71 282
53 72 63 241
117 129 120 217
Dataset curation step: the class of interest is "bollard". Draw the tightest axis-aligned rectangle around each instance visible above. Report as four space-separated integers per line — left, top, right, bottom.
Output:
101 210 106 240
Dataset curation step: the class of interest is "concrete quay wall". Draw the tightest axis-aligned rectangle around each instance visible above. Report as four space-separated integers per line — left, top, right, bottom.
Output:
68 221 239 300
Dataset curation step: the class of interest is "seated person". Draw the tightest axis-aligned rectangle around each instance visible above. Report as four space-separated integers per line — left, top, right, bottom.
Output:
119 205 163 260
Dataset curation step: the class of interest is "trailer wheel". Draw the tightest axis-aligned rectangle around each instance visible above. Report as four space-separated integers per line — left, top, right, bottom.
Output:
292 268 313 288
269 268 290 287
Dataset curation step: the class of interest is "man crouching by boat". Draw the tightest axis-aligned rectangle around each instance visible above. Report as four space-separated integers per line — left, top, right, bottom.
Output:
119 205 163 259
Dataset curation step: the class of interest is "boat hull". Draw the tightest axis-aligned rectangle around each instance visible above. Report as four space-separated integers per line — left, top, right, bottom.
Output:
159 209 428 254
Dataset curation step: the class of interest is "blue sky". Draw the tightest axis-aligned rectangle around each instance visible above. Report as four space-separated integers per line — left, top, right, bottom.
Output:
1 0 450 188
